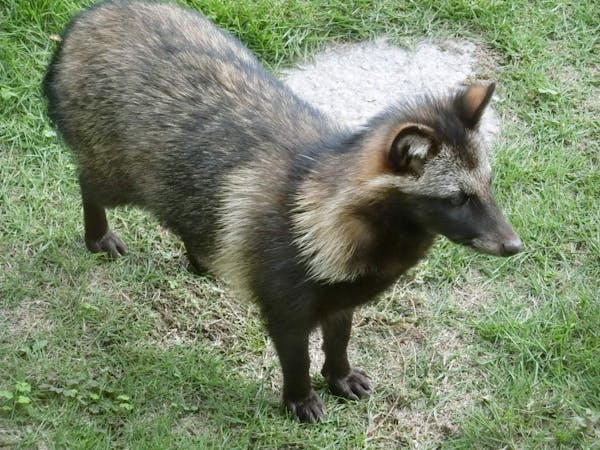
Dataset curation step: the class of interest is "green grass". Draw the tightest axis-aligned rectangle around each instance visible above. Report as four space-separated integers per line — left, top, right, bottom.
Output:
1 0 599 448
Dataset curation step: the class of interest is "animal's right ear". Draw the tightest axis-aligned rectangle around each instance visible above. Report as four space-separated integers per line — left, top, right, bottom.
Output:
387 124 438 176
455 82 496 129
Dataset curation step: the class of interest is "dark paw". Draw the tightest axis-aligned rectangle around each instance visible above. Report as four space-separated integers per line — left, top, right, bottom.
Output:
86 231 127 258
285 390 325 423
326 368 371 401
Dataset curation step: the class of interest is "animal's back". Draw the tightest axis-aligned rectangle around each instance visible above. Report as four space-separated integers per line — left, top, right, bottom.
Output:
44 0 335 256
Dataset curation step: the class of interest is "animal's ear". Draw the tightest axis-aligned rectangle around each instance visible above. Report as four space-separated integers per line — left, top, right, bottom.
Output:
455 82 495 129
387 124 438 176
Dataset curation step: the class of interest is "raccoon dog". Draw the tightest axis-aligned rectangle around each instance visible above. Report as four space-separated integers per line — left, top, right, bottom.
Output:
43 0 522 422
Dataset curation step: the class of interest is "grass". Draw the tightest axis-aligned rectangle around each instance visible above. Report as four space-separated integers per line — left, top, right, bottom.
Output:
1 0 599 448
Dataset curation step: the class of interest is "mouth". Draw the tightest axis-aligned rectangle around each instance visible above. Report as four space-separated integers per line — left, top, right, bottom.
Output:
464 237 522 257
449 237 477 249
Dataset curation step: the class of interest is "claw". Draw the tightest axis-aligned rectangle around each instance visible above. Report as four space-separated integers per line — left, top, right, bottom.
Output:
86 231 128 258
326 368 371 400
285 390 325 423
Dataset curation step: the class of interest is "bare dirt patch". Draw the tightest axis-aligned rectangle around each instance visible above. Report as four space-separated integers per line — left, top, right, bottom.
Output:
282 38 500 143
0 299 53 343
150 276 257 351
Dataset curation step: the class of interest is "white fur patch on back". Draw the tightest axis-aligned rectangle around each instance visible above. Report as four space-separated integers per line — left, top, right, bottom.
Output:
211 165 276 300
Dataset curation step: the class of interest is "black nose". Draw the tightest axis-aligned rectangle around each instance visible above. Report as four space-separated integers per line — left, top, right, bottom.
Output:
502 236 522 256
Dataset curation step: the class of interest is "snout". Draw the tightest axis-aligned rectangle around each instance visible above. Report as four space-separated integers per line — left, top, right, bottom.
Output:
422 193 523 258
464 198 523 257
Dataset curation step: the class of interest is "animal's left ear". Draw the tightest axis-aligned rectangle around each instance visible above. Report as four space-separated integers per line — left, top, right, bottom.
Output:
455 82 496 129
387 124 438 176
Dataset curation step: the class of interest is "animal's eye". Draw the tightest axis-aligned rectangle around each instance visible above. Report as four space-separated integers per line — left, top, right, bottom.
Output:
449 192 469 207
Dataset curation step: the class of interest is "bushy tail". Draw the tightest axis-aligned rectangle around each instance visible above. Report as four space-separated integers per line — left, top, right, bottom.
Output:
42 33 64 128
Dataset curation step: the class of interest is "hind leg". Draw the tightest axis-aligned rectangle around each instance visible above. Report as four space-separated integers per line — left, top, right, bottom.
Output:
80 176 127 258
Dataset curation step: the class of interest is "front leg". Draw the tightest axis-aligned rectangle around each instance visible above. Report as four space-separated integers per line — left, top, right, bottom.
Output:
267 319 325 423
321 310 371 400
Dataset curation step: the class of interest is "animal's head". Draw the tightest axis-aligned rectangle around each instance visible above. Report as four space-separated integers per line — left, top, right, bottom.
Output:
359 82 522 257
